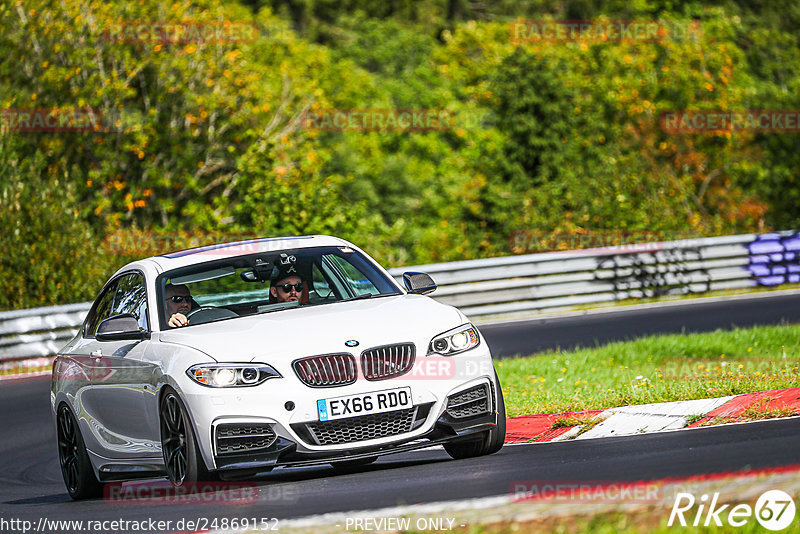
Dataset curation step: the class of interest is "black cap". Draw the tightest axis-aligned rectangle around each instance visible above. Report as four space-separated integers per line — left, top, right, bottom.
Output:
270 253 305 283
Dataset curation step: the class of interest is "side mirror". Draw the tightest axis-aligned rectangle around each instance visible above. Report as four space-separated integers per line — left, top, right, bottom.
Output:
402 272 437 295
96 314 149 341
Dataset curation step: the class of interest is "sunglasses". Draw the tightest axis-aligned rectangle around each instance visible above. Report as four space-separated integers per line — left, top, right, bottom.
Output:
277 282 304 293
166 296 190 303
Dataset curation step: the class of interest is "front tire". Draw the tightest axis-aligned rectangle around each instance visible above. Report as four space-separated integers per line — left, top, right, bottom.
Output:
444 371 506 460
57 404 103 500
160 389 212 485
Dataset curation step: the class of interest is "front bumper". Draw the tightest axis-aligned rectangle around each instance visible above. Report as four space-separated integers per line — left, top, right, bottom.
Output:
177 344 499 474
212 392 498 476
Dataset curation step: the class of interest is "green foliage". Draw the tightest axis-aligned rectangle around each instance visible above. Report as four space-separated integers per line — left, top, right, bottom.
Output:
0 134 115 308
0 0 798 309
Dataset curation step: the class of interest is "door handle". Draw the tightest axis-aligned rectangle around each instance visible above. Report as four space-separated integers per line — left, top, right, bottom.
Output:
91 349 102 357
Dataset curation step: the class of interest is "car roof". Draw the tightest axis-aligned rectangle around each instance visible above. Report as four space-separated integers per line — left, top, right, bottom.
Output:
113 235 354 276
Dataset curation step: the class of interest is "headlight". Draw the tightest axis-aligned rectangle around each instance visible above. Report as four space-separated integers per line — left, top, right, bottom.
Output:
428 324 480 356
187 363 281 387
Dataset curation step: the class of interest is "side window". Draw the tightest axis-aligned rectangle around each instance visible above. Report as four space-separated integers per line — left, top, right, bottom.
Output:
84 280 119 337
311 264 332 299
326 254 380 296
318 257 351 299
113 273 149 331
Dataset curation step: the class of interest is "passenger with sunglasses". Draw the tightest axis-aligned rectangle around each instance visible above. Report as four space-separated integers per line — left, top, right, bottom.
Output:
165 283 193 327
270 274 307 304
267 260 310 305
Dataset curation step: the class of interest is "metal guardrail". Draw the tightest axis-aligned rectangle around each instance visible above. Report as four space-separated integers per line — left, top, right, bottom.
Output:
1 230 797 362
0 302 91 360
388 232 788 317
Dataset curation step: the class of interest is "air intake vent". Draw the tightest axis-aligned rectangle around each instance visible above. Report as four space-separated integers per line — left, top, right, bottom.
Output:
361 343 416 381
293 353 357 387
214 423 276 456
304 407 417 445
447 383 491 419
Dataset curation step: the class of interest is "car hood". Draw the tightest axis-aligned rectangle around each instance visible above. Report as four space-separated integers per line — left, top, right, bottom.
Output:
157 294 465 363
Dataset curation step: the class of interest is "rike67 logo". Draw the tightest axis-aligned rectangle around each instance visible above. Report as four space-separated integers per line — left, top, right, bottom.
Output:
669 490 796 530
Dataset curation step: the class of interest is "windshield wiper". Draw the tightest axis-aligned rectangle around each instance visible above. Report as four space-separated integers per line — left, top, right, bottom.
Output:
340 293 374 302
339 292 401 303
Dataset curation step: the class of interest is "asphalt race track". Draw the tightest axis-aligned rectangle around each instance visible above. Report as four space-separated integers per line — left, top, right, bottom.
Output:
2 378 800 533
2 292 800 532
481 291 800 358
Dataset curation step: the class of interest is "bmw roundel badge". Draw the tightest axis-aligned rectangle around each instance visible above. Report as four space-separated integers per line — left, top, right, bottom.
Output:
345 340 359 347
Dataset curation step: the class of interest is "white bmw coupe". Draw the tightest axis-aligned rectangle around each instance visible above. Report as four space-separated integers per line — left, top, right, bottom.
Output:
52 235 505 499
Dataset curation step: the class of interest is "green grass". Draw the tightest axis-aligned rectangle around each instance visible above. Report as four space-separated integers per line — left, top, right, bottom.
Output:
685 414 705 426
496 323 800 417
697 397 799 427
550 416 596 429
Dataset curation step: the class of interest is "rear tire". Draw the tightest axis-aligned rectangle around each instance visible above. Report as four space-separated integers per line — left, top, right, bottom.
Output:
57 404 103 500
160 389 214 485
444 371 506 460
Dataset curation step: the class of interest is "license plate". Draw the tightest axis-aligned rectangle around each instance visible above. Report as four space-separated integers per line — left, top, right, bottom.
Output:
317 387 413 422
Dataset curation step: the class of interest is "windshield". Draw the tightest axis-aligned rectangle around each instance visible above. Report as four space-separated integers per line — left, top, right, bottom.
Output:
157 246 402 329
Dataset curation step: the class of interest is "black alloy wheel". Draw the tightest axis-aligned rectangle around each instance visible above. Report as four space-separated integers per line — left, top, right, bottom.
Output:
57 405 103 499
160 389 212 485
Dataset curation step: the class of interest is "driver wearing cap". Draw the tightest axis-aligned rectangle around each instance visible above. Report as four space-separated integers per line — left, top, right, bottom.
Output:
269 260 309 304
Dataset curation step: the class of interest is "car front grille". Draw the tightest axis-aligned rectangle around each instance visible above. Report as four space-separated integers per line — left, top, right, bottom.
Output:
447 383 491 419
303 407 418 445
361 343 416 380
215 423 277 456
293 353 357 387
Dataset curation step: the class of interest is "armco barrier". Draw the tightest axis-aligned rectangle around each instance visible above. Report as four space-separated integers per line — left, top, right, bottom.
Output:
0 302 91 360
392 231 800 317
1 230 797 362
